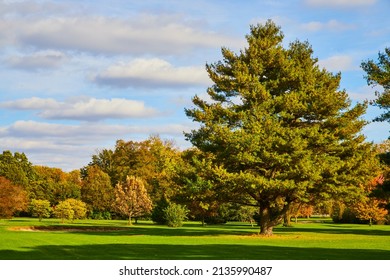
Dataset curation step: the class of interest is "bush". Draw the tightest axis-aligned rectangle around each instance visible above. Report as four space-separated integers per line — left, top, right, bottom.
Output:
54 200 74 223
204 215 227 225
54 198 87 223
332 207 362 224
90 210 112 220
163 203 188 227
29 199 51 221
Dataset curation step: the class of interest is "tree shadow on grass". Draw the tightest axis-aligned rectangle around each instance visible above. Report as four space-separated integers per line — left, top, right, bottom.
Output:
30 223 390 238
9 223 390 238
9 224 257 237
1 243 389 260
274 225 390 237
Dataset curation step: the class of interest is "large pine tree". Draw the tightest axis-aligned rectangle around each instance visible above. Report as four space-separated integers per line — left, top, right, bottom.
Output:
185 20 376 235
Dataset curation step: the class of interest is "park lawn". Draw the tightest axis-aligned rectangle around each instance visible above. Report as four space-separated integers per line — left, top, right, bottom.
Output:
0 218 389 260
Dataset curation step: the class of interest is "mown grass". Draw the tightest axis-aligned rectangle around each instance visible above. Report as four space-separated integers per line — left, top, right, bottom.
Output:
0 218 389 260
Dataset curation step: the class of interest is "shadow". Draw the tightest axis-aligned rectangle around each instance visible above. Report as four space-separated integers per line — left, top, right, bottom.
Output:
10 223 258 237
274 225 390 237
1 243 389 260
29 222 390 238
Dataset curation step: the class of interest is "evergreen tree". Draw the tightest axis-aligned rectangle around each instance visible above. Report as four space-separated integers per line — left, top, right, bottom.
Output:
361 47 390 123
185 20 376 235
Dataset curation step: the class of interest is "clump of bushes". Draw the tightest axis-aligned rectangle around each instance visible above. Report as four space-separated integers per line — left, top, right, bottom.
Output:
163 203 188 228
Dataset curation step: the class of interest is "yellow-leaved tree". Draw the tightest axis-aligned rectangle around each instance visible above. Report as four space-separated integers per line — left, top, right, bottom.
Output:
114 176 152 225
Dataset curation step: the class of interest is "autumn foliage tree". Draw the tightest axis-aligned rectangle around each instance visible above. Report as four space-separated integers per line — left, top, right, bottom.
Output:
29 199 51 221
0 151 35 188
114 176 152 225
0 176 28 218
81 165 113 217
352 175 388 225
89 136 182 204
185 20 376 235
54 198 87 223
54 200 74 223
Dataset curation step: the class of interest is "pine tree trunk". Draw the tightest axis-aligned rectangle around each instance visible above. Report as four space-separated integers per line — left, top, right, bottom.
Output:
258 203 288 236
258 207 274 236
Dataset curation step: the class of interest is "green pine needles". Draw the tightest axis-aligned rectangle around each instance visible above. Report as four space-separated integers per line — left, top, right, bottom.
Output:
185 20 377 235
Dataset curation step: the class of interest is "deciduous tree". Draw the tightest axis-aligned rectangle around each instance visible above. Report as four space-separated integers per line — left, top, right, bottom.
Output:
0 151 35 188
0 176 28 218
185 20 376 235
114 176 152 225
81 165 114 215
352 175 388 225
66 198 87 221
30 166 81 205
29 199 51 221
54 200 74 223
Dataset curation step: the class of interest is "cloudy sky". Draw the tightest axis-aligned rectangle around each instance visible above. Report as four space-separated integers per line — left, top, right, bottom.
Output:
1 0 389 171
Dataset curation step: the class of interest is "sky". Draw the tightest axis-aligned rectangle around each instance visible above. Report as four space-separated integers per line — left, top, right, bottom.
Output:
0 0 390 171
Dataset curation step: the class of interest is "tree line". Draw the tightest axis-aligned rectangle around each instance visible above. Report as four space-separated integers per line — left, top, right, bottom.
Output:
1 21 390 235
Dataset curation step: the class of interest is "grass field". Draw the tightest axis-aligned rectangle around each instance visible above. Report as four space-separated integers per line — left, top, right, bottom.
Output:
0 218 389 260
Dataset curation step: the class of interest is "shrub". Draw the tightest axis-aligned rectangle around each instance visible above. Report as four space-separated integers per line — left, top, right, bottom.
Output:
54 198 87 223
67 198 87 220
54 200 74 223
163 203 188 227
29 199 51 221
90 210 111 220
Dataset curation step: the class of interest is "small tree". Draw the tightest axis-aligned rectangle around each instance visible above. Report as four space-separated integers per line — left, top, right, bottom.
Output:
351 175 388 225
163 203 189 227
54 200 74 223
66 198 87 221
29 199 51 221
114 176 152 225
0 176 28 218
353 198 388 226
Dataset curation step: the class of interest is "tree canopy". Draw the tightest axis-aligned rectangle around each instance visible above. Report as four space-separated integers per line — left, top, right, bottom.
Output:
114 176 153 225
185 20 376 235
361 47 390 123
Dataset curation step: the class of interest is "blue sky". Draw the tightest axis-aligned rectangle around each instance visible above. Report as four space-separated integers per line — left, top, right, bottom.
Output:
0 0 389 171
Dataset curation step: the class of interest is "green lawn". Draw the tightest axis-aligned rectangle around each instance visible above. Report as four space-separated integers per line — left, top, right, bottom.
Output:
0 218 389 260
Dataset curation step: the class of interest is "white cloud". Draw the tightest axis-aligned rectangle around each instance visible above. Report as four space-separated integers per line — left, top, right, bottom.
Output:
94 58 210 88
305 0 376 7
318 55 358 72
0 97 158 121
0 14 237 55
301 20 355 32
0 97 60 110
348 85 377 102
0 120 195 170
3 120 193 140
5 50 68 71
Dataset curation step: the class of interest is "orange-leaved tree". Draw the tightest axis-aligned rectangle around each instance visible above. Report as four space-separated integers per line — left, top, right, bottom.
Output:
352 175 388 225
0 176 28 218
